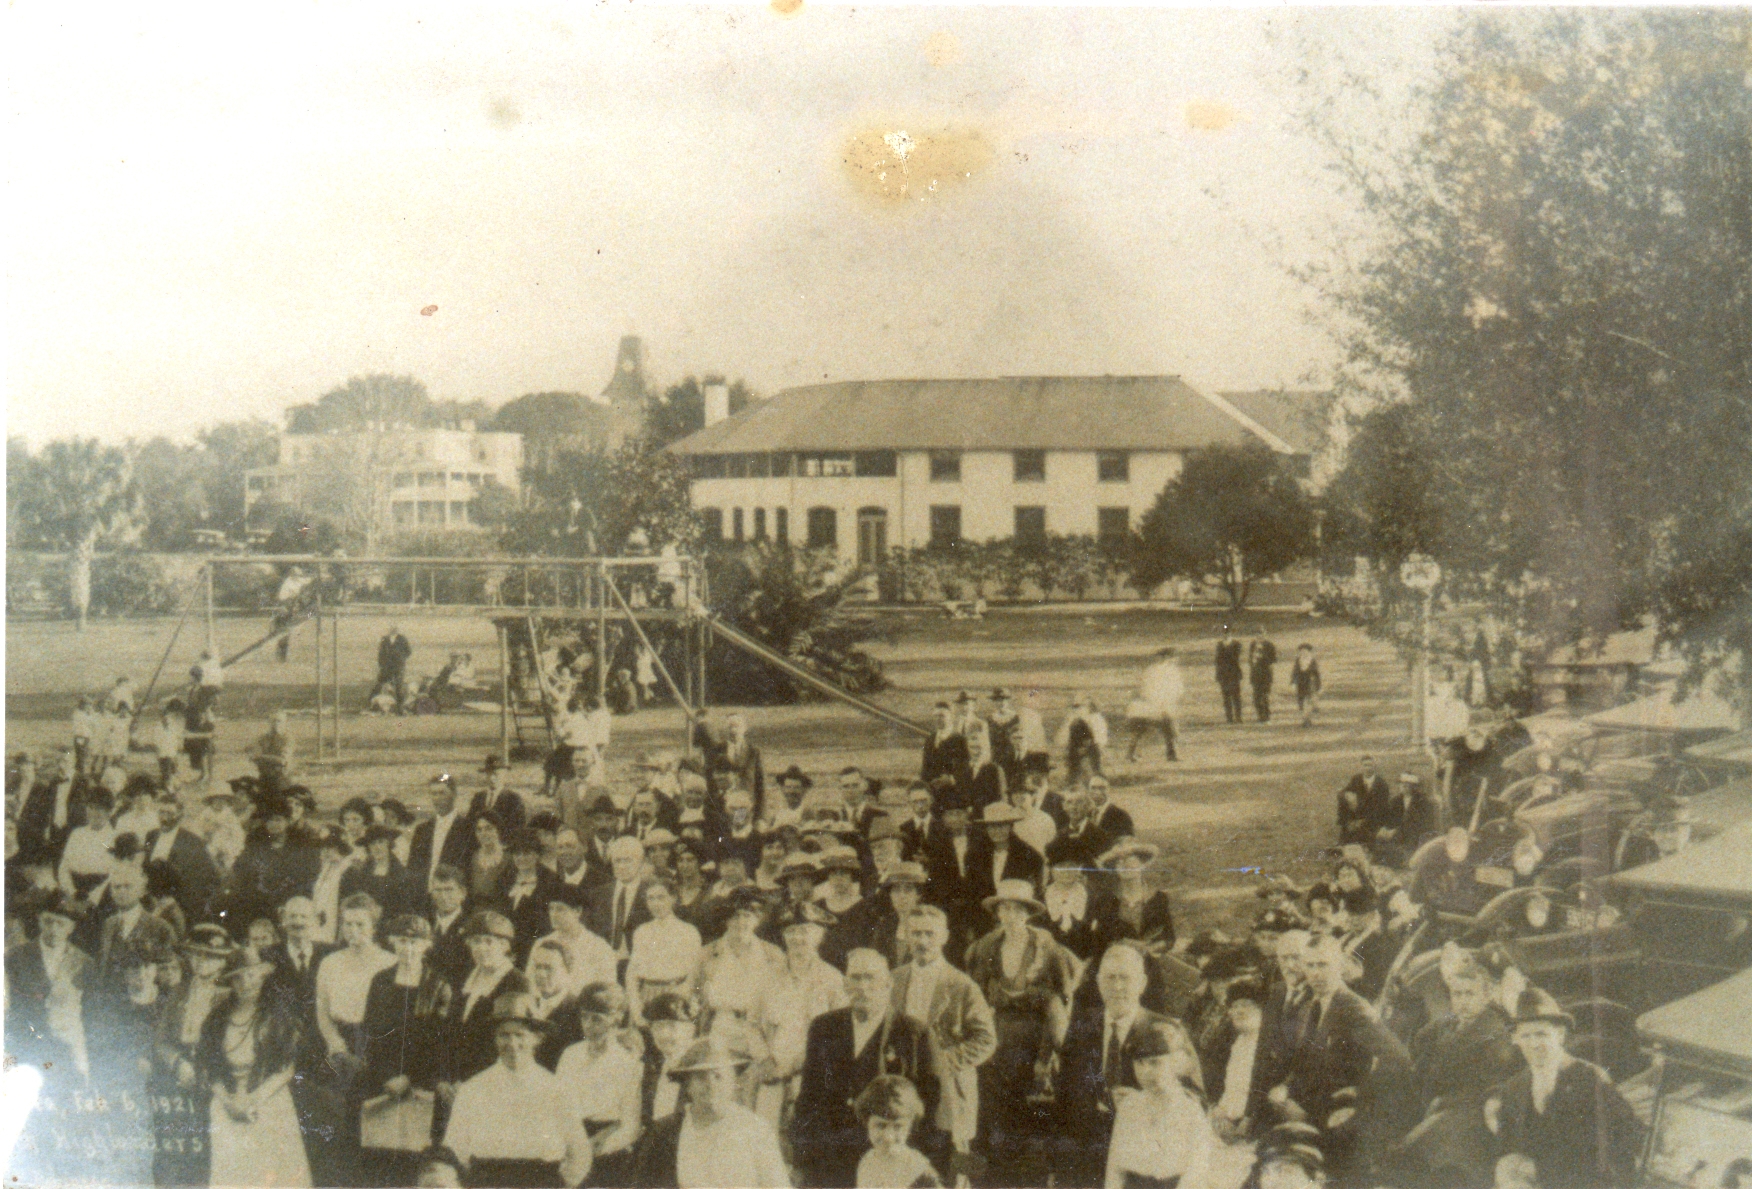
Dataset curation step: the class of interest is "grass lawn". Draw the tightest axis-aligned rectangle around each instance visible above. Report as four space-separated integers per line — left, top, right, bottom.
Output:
5 605 1423 937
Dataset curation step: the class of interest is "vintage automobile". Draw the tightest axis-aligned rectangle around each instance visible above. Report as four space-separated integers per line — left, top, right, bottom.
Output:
1609 820 1752 1007
1635 967 1752 1188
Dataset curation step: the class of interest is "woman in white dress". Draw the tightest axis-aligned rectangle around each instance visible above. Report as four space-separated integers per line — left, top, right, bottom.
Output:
554 982 646 1185
623 880 702 1024
696 886 788 1109
763 900 848 1124
198 949 311 1188
314 892 396 1173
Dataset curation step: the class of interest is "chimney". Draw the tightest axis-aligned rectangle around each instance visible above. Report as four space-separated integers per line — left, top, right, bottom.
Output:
704 383 730 426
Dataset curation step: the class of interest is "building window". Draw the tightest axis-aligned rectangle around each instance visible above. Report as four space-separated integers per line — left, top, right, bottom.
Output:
775 507 789 544
418 500 445 525
418 472 441 488
732 507 745 542
806 507 837 549
694 455 728 480
247 476 266 492
857 507 888 567
753 508 767 540
393 502 415 527
727 454 748 479
1015 506 1047 549
929 505 962 550
929 451 961 482
1013 450 1046 482
393 473 413 488
449 501 470 524
854 451 897 478
699 507 724 542
748 453 770 479
1097 451 1130 482
801 453 854 477
771 452 795 478
451 472 467 483
1097 507 1131 550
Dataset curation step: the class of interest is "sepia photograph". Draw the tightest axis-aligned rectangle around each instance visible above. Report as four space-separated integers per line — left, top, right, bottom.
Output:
4 4 1751 1188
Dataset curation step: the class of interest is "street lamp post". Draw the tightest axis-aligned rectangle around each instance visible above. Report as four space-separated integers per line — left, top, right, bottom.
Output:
1400 554 1443 747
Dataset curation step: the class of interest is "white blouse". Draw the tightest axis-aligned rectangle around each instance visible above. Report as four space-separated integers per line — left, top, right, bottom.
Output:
1104 1084 1214 1189
675 1103 790 1189
626 917 702 986
316 945 395 1026
554 1040 642 1148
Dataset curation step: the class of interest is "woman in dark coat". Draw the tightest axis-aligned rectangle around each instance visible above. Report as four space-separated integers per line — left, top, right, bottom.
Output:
151 924 234 1188
196 948 311 1188
358 914 455 1186
340 824 419 920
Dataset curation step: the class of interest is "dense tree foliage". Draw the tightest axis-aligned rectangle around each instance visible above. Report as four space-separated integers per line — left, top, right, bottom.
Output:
286 374 491 433
644 376 756 448
7 438 139 628
1304 11 1752 694
500 440 696 558
1132 442 1315 611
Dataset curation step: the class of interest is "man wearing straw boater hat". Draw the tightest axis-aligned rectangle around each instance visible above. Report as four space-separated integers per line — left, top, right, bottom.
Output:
442 991 591 1187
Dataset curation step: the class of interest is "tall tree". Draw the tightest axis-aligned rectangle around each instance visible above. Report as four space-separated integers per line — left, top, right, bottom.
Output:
1131 441 1315 610
1297 10 1752 690
8 438 139 628
286 374 435 433
499 440 696 558
195 419 280 538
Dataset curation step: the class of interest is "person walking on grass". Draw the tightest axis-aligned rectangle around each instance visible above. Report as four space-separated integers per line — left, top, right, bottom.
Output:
1291 643 1323 727
1215 624 1245 725
1126 647 1183 763
1249 627 1278 723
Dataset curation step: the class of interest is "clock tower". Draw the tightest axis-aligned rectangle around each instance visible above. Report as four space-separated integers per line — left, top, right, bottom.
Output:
601 335 646 406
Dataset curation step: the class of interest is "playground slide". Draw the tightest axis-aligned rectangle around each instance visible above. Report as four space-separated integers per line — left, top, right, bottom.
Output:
703 615 929 739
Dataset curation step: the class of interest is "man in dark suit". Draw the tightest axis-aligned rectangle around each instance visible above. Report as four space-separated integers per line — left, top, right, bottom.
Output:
1086 776 1134 841
1337 757 1390 848
408 773 474 896
259 894 338 1177
375 624 413 710
791 948 943 1188
1054 944 1176 1188
967 803 1044 905
92 863 178 998
624 787 681 842
1045 787 1110 872
579 794 621 888
1248 629 1279 723
426 864 475 987
585 836 651 970
921 801 982 958
1277 935 1414 1181
1215 625 1245 724
709 713 765 820
465 755 526 835
920 703 971 790
900 779 946 861
143 786 222 923
16 749 82 867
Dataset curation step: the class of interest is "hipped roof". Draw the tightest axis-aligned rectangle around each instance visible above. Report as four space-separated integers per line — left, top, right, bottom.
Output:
666 376 1278 455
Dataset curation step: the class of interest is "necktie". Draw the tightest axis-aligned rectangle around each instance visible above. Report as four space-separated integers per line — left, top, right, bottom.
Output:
613 886 628 949
1104 1020 1124 1088
1304 997 1324 1044
295 947 306 976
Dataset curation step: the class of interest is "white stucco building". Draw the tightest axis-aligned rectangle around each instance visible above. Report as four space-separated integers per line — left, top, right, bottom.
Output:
246 426 524 534
666 376 1313 566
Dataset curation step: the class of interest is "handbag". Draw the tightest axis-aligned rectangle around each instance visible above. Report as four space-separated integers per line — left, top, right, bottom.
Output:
360 1089 436 1152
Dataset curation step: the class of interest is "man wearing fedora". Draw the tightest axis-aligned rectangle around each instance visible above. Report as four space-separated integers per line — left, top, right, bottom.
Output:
442 991 591 1187
792 947 943 1188
465 754 526 837
1484 988 1642 1189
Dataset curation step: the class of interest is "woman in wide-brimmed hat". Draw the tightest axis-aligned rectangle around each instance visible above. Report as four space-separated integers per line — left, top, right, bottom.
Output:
198 946 311 1188
963 878 1079 1184
1101 838 1177 953
628 1037 790 1189
444 992 590 1187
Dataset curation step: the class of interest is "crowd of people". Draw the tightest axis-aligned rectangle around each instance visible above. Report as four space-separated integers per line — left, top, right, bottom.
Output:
3 636 1657 1189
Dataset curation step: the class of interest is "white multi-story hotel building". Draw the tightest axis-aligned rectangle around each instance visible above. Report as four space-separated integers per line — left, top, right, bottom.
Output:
245 426 523 534
667 377 1315 567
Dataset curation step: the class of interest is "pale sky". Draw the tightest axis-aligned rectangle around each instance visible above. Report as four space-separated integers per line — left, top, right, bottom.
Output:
4 3 1454 446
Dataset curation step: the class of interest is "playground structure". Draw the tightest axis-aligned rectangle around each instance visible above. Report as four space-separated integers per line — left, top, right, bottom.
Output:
133 553 928 766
